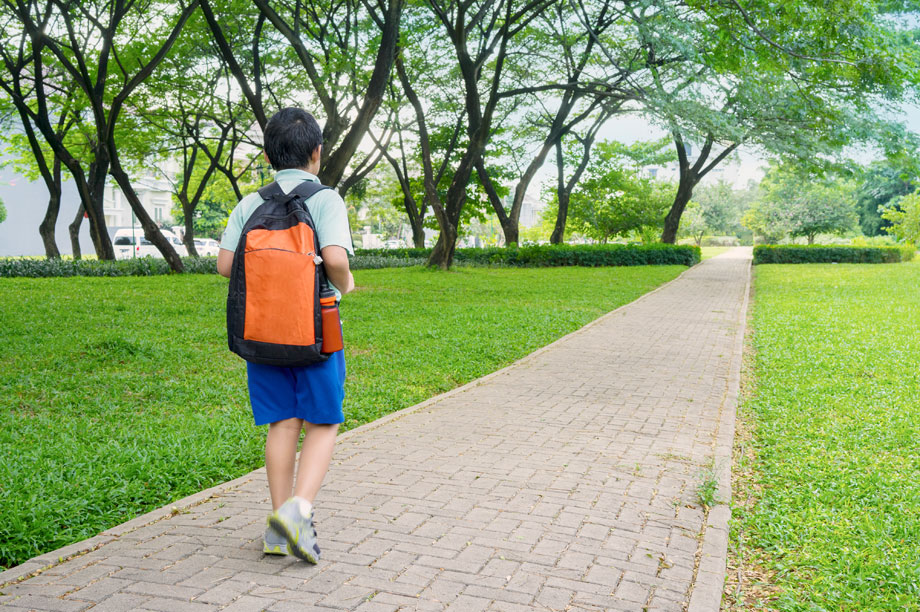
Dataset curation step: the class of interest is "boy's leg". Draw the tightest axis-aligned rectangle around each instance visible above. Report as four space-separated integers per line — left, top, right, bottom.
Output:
265 417 304 511
293 422 339 502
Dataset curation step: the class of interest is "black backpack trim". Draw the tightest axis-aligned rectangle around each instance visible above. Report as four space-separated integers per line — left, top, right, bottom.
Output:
227 180 334 366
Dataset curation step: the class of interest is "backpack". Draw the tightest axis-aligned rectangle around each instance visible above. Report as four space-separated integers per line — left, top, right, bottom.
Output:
227 180 343 366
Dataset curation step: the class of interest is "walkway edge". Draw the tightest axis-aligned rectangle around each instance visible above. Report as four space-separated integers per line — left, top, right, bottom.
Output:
0 263 697 588
687 253 752 612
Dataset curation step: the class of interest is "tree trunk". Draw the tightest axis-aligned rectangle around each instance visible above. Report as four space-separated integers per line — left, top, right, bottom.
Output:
317 0 403 187
69 204 84 259
551 190 570 245
109 160 184 272
550 140 569 245
428 227 457 270
83 159 115 259
475 159 517 245
179 193 199 256
428 152 477 269
661 176 696 244
39 158 63 259
410 210 426 248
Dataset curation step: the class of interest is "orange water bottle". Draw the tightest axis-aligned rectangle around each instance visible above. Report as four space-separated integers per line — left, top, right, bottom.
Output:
319 287 343 354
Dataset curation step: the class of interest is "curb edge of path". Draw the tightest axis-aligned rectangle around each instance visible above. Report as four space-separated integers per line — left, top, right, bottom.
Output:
0 259 704 588
687 250 752 612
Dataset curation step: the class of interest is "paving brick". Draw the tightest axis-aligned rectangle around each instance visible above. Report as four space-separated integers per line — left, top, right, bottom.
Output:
5 251 750 612
219 595 279 611
137 596 218 611
81 593 152 611
65 577 132 602
195 579 253 605
0 594 91 611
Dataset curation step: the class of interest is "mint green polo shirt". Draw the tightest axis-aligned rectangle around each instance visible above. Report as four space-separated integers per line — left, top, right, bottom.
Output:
221 169 354 297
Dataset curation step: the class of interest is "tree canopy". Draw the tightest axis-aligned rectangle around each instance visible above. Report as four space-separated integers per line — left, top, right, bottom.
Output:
1 0 919 265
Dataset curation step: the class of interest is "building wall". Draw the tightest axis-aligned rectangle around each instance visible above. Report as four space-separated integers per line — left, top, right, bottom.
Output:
103 174 175 229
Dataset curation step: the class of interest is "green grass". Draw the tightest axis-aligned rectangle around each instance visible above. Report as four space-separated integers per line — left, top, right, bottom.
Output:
701 246 732 260
0 265 684 569
734 262 920 610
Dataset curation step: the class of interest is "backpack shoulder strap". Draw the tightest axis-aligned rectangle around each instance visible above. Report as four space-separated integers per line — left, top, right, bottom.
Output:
289 181 332 201
257 181 285 200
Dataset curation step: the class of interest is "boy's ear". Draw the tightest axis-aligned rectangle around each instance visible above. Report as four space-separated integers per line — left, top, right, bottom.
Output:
263 151 270 164
312 145 322 163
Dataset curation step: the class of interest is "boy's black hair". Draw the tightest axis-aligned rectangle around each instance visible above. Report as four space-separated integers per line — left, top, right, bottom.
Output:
263 107 324 171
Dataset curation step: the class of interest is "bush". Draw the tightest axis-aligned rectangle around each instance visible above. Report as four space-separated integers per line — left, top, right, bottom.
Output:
701 236 741 247
753 245 910 264
1 244 700 278
355 243 701 267
0 255 436 278
0 256 204 278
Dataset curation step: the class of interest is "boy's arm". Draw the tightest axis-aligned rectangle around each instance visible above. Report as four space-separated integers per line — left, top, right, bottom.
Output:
217 249 234 278
322 245 354 294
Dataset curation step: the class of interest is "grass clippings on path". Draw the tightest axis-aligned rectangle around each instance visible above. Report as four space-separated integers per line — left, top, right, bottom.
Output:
725 262 920 611
0 265 684 570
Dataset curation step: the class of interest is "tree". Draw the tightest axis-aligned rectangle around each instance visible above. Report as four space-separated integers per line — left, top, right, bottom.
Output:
691 180 758 239
741 199 788 244
566 139 676 243
679 201 707 246
751 164 859 244
882 191 920 245
201 0 403 188
2 1 199 270
568 0 920 243
132 7 271 256
0 100 74 257
171 164 253 241
856 161 917 236
475 0 631 246
0 197 6 224
786 185 858 244
400 0 554 268
549 107 616 244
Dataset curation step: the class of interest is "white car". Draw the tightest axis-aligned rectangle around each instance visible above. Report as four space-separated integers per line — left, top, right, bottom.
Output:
193 238 221 256
113 228 189 260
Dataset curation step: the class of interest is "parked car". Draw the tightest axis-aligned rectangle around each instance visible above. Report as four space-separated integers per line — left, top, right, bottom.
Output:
113 228 188 260
193 238 221 256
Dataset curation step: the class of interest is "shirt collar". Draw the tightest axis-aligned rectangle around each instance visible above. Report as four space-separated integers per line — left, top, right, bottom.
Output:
274 168 320 182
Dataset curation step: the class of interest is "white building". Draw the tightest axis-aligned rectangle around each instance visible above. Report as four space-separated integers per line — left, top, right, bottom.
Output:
102 172 175 228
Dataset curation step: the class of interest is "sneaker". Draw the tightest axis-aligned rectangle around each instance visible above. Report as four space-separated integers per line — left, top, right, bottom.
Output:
267 498 321 563
263 526 288 555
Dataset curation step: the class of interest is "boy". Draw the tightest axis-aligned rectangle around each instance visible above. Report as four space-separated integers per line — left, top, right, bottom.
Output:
217 107 355 563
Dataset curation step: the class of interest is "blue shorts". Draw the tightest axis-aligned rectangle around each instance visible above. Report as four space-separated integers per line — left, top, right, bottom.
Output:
246 351 346 426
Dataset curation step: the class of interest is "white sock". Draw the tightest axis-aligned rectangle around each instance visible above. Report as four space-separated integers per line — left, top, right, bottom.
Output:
293 496 313 517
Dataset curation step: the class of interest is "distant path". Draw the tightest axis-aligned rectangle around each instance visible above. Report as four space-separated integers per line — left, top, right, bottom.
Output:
0 247 752 612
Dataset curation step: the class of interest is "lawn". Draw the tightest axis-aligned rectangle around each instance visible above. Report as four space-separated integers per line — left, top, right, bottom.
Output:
729 262 920 610
701 246 733 260
0 265 684 570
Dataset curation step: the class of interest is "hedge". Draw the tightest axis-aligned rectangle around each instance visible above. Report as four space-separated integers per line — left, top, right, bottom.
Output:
0 255 428 278
1 244 699 278
753 245 915 264
355 243 701 267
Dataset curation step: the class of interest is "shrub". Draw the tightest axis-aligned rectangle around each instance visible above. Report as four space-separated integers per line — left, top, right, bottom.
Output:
0 255 436 278
1 244 700 278
701 236 741 247
753 245 908 264
355 243 701 267
0 256 191 278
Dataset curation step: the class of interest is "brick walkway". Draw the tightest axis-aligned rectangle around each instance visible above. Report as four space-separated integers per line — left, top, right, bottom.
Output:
0 248 752 612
